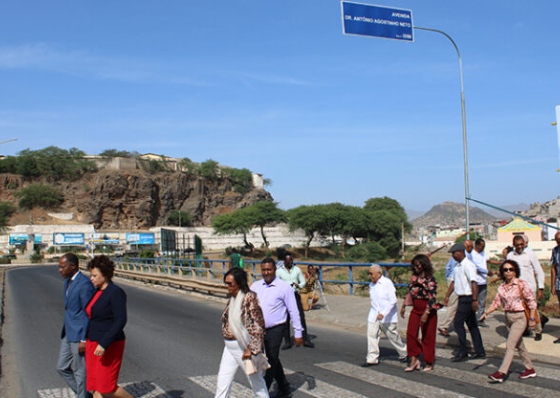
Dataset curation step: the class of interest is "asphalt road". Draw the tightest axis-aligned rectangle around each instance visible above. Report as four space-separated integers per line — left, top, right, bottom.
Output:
2 266 560 398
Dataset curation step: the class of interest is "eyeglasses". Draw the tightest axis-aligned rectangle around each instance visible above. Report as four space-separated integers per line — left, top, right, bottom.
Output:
225 282 235 286
503 268 515 272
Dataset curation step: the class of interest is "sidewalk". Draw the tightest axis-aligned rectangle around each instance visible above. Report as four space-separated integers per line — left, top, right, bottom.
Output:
305 293 560 366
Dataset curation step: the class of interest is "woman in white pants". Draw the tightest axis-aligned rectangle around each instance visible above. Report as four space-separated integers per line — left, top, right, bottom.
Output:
215 268 269 398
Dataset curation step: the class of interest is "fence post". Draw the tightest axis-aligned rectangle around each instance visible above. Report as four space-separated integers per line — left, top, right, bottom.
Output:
349 266 354 295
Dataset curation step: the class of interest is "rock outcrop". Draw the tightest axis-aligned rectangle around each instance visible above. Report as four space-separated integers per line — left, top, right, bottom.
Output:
0 169 272 229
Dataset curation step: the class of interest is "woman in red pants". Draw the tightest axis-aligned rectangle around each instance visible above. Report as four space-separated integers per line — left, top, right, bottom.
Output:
400 254 438 372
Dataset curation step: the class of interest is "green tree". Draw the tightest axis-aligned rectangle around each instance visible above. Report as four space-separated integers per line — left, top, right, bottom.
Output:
15 146 96 181
287 205 324 257
363 197 411 257
346 241 387 262
223 167 253 194
16 184 64 210
200 159 219 180
99 149 139 157
213 210 253 249
178 157 199 174
0 201 15 230
167 210 192 226
243 201 286 247
316 203 351 244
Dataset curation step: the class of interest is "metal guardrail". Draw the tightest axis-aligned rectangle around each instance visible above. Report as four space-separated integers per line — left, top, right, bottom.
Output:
114 257 411 296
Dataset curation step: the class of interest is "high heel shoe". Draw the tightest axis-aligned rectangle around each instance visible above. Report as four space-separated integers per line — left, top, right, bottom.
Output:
405 361 421 372
423 364 434 372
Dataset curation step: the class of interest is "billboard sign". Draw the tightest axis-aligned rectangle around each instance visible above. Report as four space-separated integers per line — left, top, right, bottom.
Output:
9 233 42 245
53 233 85 246
342 2 413 42
126 233 155 245
89 233 120 245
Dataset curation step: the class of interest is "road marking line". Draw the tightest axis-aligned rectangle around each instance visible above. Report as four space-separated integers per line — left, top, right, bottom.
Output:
189 375 254 398
191 371 369 398
38 381 170 398
284 369 368 398
316 362 475 398
429 365 555 396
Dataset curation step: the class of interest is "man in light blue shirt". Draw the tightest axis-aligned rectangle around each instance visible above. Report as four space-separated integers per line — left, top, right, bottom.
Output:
276 254 313 348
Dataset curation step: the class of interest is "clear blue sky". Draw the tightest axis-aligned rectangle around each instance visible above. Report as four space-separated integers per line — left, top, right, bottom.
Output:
0 1 559 213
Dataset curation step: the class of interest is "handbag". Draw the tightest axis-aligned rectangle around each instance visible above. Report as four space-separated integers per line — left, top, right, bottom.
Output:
244 359 258 375
518 283 539 325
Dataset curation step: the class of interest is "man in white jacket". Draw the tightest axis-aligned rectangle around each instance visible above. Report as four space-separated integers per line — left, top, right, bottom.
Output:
362 264 407 366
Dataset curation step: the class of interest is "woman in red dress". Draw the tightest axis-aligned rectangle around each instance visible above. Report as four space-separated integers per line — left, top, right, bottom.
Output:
86 255 133 398
400 254 438 372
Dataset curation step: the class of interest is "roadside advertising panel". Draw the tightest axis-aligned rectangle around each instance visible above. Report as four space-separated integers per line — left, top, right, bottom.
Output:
89 233 120 245
126 233 155 245
9 234 42 245
53 233 85 246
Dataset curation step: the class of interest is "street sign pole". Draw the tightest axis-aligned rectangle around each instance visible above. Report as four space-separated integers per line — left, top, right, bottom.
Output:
341 2 471 238
414 26 470 239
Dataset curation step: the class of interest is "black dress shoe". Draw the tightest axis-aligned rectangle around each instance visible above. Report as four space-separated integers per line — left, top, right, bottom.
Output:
281 343 292 350
451 354 468 362
469 353 486 359
553 337 560 344
303 340 315 348
361 361 378 367
534 333 542 341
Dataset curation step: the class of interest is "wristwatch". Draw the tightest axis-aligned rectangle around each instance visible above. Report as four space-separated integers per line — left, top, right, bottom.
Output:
529 317 535 321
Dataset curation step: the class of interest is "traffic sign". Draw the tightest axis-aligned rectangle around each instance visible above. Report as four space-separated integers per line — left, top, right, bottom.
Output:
342 2 413 42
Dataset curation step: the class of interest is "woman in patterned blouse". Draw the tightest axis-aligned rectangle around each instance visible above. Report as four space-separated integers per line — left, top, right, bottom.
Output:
479 260 537 383
215 268 270 398
400 254 438 372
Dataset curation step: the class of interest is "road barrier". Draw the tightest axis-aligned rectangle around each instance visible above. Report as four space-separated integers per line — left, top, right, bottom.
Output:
113 257 411 296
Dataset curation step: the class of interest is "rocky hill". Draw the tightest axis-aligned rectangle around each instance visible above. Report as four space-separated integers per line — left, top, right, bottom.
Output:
412 201 497 229
0 168 272 229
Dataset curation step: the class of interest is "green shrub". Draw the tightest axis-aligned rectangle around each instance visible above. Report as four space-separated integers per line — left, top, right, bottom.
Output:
222 167 253 194
167 210 192 226
0 201 15 229
200 159 219 180
140 250 156 258
14 147 96 181
346 242 387 262
16 185 63 210
30 252 44 263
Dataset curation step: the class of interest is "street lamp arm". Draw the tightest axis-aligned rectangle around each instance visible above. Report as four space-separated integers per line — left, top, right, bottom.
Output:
413 26 470 238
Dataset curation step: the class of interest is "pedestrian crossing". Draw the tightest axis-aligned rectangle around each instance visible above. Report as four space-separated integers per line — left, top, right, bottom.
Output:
37 381 171 398
189 346 560 398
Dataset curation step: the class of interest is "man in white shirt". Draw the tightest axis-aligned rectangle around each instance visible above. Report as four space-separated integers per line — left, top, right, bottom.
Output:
471 238 500 322
444 242 485 362
507 235 547 340
362 264 407 367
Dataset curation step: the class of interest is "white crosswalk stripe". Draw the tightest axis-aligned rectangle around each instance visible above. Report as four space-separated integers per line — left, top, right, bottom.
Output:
429 365 554 396
316 362 475 398
190 371 369 398
37 381 171 398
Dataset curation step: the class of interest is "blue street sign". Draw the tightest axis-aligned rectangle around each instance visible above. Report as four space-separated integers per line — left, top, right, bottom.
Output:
342 2 413 42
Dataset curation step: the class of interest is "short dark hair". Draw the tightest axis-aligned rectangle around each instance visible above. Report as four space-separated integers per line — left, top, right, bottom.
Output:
61 253 79 268
411 254 434 278
499 259 520 280
475 238 485 246
262 257 276 267
513 235 525 244
87 255 115 281
224 267 250 293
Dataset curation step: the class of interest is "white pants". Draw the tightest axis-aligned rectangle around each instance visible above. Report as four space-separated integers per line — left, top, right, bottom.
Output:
215 340 269 398
366 321 407 363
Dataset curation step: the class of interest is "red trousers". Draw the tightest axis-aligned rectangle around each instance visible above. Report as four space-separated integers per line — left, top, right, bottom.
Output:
407 299 437 365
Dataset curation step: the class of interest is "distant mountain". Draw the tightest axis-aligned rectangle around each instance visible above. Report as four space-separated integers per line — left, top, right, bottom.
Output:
483 203 530 219
412 201 497 229
406 209 426 221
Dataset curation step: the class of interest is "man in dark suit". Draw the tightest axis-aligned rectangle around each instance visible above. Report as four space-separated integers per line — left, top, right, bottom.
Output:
56 253 95 398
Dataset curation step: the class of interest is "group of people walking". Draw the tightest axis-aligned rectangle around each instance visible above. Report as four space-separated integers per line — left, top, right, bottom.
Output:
56 232 555 397
57 253 132 398
365 234 552 385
